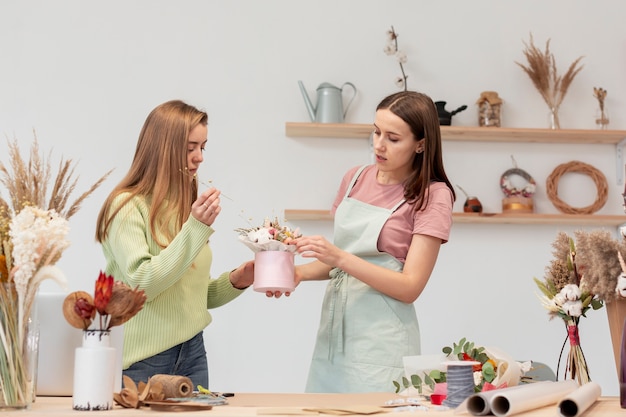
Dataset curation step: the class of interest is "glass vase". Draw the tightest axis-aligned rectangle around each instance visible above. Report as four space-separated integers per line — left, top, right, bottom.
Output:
72 330 116 411
548 107 561 130
595 107 609 130
0 284 39 409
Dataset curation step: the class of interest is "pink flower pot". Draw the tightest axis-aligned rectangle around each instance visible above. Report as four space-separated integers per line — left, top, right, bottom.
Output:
253 251 295 293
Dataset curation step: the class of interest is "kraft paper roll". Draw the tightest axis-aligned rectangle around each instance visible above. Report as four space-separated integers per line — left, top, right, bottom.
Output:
557 381 602 417
490 380 579 417
148 374 194 399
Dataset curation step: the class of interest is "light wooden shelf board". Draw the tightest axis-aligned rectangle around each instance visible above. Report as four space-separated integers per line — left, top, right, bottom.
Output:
284 209 626 226
285 122 626 144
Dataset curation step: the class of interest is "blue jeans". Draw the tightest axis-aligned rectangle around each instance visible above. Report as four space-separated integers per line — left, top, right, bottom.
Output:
123 332 209 388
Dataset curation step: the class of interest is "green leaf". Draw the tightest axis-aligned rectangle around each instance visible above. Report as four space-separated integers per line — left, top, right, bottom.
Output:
410 374 422 389
482 361 495 382
393 380 401 393
401 376 410 389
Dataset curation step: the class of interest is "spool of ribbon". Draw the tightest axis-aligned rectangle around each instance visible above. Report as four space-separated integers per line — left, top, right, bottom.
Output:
442 361 477 408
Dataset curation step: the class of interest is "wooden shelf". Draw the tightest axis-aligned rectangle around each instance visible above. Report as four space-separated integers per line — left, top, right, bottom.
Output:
284 209 626 226
285 122 626 144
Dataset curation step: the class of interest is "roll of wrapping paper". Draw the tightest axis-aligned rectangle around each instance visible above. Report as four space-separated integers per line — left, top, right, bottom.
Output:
148 374 194 399
557 381 602 417
490 380 579 417
466 382 552 416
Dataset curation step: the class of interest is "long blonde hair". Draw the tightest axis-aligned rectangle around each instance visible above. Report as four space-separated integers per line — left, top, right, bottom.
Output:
95 100 208 247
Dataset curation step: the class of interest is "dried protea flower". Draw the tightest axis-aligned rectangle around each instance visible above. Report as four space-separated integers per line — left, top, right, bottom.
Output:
63 291 96 329
94 271 114 314
105 282 147 328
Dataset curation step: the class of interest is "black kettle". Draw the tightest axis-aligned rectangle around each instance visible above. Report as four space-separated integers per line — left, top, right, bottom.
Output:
435 101 467 126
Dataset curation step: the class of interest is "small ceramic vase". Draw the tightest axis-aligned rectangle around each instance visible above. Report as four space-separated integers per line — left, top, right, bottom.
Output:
72 330 116 411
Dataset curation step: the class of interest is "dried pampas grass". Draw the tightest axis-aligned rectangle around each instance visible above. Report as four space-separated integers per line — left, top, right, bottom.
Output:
516 34 584 128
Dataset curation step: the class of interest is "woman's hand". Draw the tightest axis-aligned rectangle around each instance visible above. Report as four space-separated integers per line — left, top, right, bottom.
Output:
294 235 342 266
265 263 303 298
230 260 254 290
192 188 221 226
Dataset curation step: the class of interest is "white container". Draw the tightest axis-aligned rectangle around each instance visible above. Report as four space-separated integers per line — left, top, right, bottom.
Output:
72 330 116 411
253 251 295 293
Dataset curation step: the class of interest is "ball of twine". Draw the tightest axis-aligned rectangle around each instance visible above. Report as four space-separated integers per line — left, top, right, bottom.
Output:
546 161 608 214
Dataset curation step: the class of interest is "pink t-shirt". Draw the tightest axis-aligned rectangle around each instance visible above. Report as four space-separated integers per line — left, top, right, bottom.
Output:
331 165 453 262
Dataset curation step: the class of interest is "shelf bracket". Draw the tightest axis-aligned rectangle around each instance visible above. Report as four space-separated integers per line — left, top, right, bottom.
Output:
617 138 626 185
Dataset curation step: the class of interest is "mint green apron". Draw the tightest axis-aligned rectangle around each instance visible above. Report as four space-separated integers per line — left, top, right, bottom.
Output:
305 166 421 393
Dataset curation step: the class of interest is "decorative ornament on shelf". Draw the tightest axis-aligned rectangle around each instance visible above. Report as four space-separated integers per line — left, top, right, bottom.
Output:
533 230 626 385
457 185 483 213
0 136 111 409
63 272 147 411
500 155 536 214
435 101 467 126
383 25 409 91
297 80 357 124
546 161 607 215
515 33 584 130
476 91 503 127
593 87 609 130
236 217 301 293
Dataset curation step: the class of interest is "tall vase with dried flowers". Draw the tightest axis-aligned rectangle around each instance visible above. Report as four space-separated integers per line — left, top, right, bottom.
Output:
0 136 112 408
515 34 584 129
534 232 605 386
593 87 609 129
63 272 146 411
383 26 409 91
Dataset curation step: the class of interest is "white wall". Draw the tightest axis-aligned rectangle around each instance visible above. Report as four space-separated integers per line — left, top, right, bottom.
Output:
1 0 625 395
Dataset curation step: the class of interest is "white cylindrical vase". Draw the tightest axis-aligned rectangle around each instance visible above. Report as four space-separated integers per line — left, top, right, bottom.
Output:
72 330 116 411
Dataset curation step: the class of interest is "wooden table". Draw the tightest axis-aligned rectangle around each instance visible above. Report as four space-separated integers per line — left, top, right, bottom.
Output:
5 393 621 416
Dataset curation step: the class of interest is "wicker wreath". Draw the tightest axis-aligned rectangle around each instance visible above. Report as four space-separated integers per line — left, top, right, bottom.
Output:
546 161 608 214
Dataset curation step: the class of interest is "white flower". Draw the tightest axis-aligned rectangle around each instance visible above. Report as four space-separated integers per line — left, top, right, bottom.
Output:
562 300 583 317
553 292 566 307
559 284 581 301
247 228 273 244
395 51 407 64
9 206 70 296
383 44 396 55
394 77 405 89
615 273 626 298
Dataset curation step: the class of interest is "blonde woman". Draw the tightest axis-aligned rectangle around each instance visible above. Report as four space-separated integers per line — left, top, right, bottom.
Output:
96 100 253 387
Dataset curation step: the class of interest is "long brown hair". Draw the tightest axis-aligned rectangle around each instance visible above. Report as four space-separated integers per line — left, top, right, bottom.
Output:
95 100 208 246
376 91 456 211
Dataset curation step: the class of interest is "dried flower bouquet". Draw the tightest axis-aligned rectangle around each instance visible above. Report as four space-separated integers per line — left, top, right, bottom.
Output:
516 34 584 129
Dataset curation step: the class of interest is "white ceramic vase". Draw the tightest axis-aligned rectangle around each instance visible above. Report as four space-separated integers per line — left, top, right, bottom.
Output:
72 330 116 411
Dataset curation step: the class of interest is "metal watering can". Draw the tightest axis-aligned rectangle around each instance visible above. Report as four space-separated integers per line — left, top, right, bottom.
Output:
298 81 357 123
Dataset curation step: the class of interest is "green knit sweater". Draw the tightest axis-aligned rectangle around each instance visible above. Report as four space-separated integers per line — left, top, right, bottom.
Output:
101 193 244 369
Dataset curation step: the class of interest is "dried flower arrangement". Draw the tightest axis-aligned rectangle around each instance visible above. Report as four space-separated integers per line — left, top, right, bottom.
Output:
0 135 112 406
62 271 146 331
534 230 626 385
515 34 584 129
383 26 409 91
593 87 609 129
236 216 301 252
